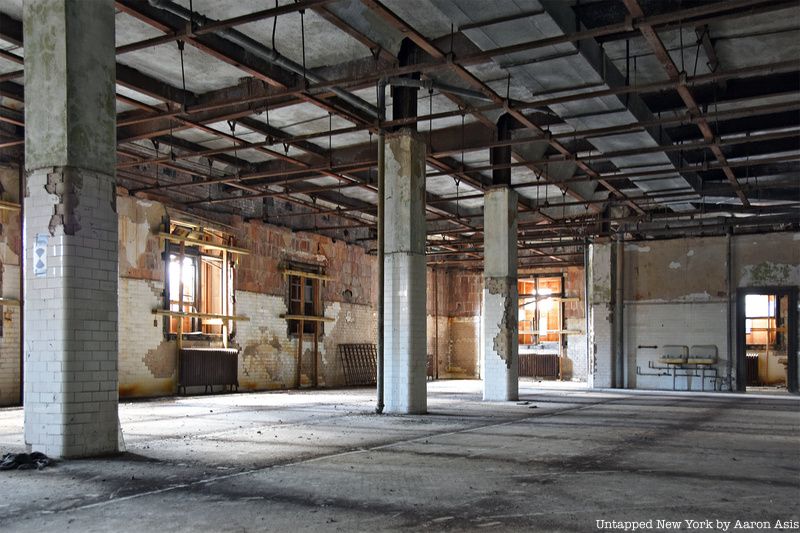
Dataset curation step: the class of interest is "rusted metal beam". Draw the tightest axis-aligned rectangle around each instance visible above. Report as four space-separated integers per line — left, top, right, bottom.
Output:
623 0 751 207
361 0 651 213
117 0 334 54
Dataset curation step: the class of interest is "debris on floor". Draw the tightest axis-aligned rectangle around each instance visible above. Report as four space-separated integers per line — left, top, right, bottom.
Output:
0 452 54 471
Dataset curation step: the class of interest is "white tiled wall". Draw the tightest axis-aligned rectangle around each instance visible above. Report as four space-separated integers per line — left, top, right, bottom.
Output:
24 168 119 458
384 253 427 414
482 282 519 401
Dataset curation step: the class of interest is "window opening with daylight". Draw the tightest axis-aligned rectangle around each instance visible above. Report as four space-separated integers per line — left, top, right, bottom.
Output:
286 266 324 336
159 220 247 346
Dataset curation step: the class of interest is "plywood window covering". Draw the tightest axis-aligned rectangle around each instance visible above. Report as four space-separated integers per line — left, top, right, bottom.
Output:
164 222 237 339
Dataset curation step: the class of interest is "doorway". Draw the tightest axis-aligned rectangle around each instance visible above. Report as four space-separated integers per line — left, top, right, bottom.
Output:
736 287 798 393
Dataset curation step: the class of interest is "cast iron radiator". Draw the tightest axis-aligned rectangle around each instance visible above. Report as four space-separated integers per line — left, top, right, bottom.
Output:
339 343 377 386
746 353 760 386
519 353 560 378
178 348 239 393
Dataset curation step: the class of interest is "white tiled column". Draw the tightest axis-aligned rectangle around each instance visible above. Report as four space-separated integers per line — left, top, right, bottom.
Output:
23 0 118 458
482 187 519 401
384 130 427 414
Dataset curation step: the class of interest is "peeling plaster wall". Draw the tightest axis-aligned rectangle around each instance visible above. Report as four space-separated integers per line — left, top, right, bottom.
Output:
0 164 21 406
114 195 380 397
590 233 800 391
1 176 488 402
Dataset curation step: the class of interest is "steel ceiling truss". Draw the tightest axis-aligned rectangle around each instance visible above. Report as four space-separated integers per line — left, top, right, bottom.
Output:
0 0 797 263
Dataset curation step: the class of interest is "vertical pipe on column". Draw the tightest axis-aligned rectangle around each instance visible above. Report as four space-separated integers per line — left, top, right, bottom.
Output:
433 267 439 380
726 229 733 389
614 234 625 388
584 240 591 385
18 163 23 407
376 79 386 414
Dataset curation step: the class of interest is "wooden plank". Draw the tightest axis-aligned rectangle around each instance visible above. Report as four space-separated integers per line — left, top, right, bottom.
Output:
0 298 21 306
519 295 579 302
519 329 583 335
0 200 21 211
281 269 332 281
280 314 334 322
159 232 249 254
153 309 250 321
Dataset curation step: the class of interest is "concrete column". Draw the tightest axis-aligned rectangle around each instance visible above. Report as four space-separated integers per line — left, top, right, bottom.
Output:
588 243 613 389
383 130 427 414
482 187 519 401
23 0 118 458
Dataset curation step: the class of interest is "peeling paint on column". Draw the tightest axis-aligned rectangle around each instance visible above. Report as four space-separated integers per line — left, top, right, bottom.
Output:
486 277 517 368
44 168 82 235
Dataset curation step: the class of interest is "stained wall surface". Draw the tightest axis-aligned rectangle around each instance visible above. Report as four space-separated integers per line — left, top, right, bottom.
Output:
590 233 800 391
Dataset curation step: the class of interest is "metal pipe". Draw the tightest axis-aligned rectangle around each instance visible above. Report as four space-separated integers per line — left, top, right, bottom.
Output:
376 79 386 414
433 267 439 380
387 77 495 103
18 163 23 406
147 0 379 119
584 239 591 388
614 233 625 388
726 228 734 390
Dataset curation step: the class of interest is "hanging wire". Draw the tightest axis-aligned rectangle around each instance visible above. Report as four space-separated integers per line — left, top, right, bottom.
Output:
449 23 454 55
561 189 566 243
713 83 720 137
152 139 160 186
188 0 194 32
272 0 278 51
177 40 187 111
625 38 630 107
455 177 460 218
168 113 175 161
300 8 307 85
428 88 433 149
543 162 549 208
693 26 705 77
460 109 465 171
679 0 685 73
227 120 238 177
368 131 373 185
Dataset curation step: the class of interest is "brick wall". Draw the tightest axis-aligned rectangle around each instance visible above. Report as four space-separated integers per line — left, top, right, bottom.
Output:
519 266 588 381
0 165 21 406
114 194 381 397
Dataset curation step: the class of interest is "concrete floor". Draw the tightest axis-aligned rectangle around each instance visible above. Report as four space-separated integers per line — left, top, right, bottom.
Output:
0 380 798 532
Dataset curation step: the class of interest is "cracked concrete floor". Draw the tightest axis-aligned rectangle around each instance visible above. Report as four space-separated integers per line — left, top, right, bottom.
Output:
0 380 798 532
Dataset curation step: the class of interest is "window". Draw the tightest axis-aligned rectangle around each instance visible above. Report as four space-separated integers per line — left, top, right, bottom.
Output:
745 294 778 348
518 276 563 347
286 267 323 336
164 222 235 339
